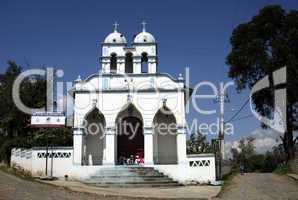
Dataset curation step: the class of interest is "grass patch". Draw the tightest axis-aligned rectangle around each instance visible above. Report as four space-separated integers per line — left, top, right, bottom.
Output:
0 163 34 181
216 170 238 198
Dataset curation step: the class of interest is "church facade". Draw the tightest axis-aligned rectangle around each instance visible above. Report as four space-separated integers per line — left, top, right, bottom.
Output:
71 23 188 167
11 24 216 184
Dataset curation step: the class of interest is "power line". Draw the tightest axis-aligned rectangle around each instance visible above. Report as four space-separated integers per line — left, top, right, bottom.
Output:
228 114 254 123
225 98 250 123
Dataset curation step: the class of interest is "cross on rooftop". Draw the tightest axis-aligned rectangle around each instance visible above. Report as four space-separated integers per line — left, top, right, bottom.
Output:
113 22 119 32
142 21 146 32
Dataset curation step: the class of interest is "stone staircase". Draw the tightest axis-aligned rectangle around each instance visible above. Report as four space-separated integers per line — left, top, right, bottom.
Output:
82 166 182 188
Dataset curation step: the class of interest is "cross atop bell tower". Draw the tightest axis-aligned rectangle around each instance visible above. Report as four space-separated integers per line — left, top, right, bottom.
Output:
113 22 119 32
141 21 146 32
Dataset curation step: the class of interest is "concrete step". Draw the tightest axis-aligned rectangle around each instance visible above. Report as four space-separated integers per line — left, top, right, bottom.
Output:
99 166 154 170
92 172 164 176
82 166 180 188
90 175 165 179
93 170 164 176
96 168 159 173
85 177 173 183
89 182 182 188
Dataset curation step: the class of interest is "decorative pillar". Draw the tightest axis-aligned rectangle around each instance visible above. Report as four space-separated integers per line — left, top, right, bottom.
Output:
144 127 154 165
103 127 116 165
118 58 125 74
73 128 84 165
133 57 141 73
177 126 187 164
148 57 157 73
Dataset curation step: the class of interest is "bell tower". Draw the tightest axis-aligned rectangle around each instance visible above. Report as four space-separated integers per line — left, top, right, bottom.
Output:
132 21 157 73
101 22 127 74
100 22 157 74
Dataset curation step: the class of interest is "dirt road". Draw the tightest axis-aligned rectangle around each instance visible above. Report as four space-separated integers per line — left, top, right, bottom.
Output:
215 173 298 200
1 170 297 200
0 170 118 200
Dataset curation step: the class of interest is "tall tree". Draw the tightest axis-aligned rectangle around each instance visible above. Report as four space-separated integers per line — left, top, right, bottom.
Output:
0 61 48 163
231 137 256 171
0 61 46 138
0 61 23 138
187 132 213 154
226 5 298 160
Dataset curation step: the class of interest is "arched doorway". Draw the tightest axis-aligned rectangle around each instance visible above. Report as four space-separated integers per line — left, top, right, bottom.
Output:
153 107 177 164
115 104 144 164
84 107 106 165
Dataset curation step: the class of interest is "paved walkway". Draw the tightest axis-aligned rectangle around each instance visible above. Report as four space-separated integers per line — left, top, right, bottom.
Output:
0 170 220 199
214 173 298 200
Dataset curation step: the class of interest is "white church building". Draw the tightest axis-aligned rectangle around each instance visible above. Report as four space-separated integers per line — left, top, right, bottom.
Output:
11 23 216 184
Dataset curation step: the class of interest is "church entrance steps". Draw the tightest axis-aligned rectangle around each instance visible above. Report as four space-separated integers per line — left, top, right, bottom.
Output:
82 166 182 188
87 182 182 188
84 177 174 183
90 175 166 179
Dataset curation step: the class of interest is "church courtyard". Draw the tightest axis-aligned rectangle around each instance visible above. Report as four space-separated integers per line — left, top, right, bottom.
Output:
1 169 297 200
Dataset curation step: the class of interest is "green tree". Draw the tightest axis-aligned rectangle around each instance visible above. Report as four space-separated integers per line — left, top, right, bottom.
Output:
187 132 213 154
0 61 46 138
0 61 23 138
0 61 48 163
231 137 256 171
226 5 298 160
31 128 72 147
231 137 286 172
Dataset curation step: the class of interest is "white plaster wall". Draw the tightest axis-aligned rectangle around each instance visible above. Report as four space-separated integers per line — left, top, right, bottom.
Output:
11 148 73 177
73 133 83 165
134 45 156 56
11 148 32 171
11 148 216 183
102 45 127 57
76 74 181 91
31 148 73 177
74 90 185 128
153 155 216 183
73 73 186 126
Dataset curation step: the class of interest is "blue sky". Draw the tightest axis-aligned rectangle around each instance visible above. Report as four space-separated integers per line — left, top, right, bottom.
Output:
0 0 297 144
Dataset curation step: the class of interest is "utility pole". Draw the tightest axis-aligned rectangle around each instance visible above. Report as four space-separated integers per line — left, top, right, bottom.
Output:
215 89 229 179
219 90 226 160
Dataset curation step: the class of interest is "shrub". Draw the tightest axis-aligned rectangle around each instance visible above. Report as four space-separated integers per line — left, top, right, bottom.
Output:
274 163 290 175
0 137 31 164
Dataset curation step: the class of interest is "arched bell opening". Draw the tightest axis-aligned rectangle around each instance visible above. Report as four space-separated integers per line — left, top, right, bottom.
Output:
125 52 133 73
141 52 148 73
110 53 117 73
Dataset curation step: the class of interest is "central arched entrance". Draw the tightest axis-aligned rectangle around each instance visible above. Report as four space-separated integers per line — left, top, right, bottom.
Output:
115 103 144 164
